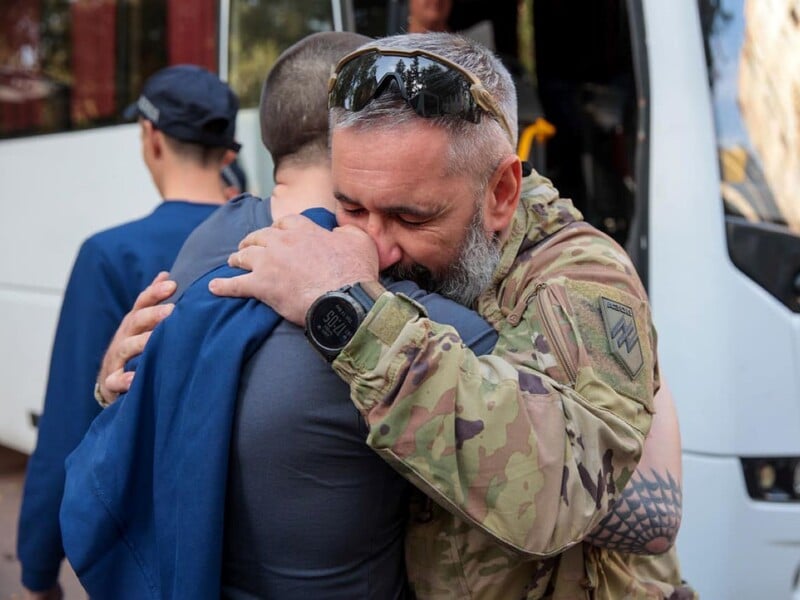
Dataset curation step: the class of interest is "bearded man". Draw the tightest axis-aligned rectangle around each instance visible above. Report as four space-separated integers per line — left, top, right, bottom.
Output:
211 32 694 599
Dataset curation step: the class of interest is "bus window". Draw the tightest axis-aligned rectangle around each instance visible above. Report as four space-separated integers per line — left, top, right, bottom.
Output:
351 0 395 38
345 0 643 253
701 0 800 312
0 0 218 139
227 0 336 108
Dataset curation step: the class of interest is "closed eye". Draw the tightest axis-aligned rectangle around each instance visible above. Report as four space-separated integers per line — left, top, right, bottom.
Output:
394 213 431 227
341 205 367 217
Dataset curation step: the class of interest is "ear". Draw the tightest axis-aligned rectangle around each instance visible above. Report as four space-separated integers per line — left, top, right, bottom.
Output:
142 121 164 159
482 154 522 234
221 149 237 167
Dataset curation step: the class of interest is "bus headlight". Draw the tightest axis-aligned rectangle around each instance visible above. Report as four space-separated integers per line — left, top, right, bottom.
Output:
758 463 777 491
742 457 800 502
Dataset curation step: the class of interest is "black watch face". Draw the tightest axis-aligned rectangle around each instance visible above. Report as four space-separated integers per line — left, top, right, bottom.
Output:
309 295 361 352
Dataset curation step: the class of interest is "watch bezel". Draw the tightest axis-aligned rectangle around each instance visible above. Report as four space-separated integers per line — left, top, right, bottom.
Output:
305 288 369 361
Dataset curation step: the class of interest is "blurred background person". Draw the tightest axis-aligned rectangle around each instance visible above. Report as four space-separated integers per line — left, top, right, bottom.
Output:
17 64 240 600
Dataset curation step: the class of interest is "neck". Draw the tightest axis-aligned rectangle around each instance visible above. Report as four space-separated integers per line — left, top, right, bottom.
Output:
157 160 227 205
270 162 336 221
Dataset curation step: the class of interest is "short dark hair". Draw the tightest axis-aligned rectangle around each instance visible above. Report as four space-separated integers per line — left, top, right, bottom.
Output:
161 134 228 168
260 31 371 170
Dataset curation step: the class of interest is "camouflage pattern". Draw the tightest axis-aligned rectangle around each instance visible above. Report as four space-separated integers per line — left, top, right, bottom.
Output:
333 171 694 599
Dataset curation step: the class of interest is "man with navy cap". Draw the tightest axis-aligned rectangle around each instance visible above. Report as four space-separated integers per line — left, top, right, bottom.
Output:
17 64 240 600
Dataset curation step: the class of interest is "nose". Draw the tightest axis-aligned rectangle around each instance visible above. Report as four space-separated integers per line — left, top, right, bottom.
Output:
365 216 402 271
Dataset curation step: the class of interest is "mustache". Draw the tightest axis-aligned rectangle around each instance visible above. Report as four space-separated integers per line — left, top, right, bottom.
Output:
383 261 437 292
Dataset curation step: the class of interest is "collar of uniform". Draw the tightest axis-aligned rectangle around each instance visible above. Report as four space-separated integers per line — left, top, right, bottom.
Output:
476 171 584 325
491 171 583 288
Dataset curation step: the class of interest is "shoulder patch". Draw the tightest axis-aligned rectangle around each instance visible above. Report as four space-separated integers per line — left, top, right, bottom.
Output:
599 297 644 378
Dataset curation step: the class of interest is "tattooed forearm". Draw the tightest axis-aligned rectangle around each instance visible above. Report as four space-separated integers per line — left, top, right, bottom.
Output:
586 469 682 554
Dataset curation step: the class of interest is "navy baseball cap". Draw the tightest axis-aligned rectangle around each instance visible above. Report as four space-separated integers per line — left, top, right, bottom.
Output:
123 64 241 151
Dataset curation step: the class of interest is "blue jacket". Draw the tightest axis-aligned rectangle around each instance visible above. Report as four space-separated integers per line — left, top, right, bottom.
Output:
60 208 337 599
18 201 219 591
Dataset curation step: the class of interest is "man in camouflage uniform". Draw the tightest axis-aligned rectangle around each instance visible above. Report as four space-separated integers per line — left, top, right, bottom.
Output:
212 32 695 599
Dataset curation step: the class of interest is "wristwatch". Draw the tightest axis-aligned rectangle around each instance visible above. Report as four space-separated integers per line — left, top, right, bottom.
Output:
305 281 384 362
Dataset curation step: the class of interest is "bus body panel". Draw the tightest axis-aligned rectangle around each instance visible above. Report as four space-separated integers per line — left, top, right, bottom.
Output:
1 126 155 292
645 0 736 449
680 453 800 599
646 0 800 456
646 2 800 597
0 126 154 454
0 292 60 453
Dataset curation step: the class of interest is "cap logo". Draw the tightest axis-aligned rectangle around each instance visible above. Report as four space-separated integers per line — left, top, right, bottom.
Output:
137 95 160 123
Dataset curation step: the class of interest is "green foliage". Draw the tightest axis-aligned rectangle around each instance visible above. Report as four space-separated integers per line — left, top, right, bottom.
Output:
228 0 334 107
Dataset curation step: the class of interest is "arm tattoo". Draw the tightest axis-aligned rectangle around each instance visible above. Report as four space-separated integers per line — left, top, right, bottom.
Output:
586 469 682 554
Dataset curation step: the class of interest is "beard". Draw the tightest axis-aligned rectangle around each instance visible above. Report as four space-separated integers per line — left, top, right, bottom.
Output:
384 208 501 306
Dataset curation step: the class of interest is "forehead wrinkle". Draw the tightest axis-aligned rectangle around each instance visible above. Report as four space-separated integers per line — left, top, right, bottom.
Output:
332 124 469 217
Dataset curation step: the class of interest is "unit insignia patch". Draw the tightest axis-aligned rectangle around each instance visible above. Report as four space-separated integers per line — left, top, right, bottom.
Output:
599 297 643 378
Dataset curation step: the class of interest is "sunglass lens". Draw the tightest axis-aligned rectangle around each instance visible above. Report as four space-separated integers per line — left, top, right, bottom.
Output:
405 58 475 121
331 51 480 123
413 90 440 117
330 56 379 111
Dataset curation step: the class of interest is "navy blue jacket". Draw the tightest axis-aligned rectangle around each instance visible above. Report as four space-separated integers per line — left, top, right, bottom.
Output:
18 201 219 591
60 209 337 599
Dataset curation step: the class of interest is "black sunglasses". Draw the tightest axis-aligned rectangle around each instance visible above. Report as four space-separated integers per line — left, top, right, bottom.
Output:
328 47 515 144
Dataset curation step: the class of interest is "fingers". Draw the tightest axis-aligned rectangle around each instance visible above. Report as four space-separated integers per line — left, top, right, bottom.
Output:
152 270 170 284
272 213 315 230
99 304 172 382
129 303 174 336
227 245 268 272
97 326 153 404
115 330 156 366
238 215 317 249
238 227 271 250
104 368 135 396
209 271 258 298
132 273 177 310
96 277 175 407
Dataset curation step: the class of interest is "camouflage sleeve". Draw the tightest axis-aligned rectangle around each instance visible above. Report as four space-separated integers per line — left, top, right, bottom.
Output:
332 275 656 558
586 382 682 554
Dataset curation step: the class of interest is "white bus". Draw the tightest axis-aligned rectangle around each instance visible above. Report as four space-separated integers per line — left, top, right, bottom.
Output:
1 1 798 597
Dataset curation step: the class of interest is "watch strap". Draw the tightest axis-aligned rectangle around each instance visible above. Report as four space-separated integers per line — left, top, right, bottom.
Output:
347 280 385 311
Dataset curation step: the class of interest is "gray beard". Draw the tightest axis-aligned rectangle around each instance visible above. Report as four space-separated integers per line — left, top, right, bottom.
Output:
385 210 501 307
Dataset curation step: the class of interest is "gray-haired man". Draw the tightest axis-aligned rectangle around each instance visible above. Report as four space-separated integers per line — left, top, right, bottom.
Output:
212 32 694 599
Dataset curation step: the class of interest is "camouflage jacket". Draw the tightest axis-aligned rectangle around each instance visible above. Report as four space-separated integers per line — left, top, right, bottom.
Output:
333 173 691 599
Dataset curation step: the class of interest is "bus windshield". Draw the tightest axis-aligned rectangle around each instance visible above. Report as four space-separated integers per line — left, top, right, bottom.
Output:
701 0 800 234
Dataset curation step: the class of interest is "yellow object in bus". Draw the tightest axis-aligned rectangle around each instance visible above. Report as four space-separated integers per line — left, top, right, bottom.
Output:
517 117 557 173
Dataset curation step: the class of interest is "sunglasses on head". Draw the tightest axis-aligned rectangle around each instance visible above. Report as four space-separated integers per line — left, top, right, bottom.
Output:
328 46 516 144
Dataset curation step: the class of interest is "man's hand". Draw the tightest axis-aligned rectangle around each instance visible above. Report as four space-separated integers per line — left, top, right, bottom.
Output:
209 215 379 325
25 583 63 600
96 272 176 406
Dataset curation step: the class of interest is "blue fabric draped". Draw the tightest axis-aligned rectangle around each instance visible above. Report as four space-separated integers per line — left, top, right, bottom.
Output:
61 208 337 599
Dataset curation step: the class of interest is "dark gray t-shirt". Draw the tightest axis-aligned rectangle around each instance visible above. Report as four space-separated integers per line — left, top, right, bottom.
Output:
167 195 496 599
